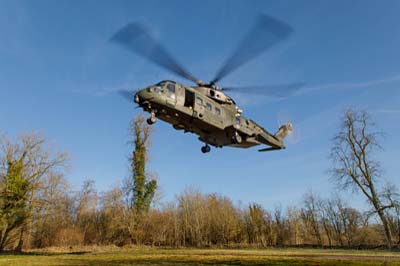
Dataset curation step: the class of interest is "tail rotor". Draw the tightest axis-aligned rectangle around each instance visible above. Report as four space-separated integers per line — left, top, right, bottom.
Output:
276 110 301 145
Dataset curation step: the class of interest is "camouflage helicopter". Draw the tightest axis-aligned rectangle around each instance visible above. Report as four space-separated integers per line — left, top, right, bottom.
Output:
111 14 302 153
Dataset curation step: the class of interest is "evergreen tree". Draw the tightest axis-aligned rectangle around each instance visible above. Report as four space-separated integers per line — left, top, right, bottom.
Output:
129 115 157 215
0 156 29 250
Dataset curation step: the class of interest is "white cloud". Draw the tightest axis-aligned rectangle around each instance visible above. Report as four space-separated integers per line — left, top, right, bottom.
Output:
229 74 400 107
377 109 400 115
299 74 400 95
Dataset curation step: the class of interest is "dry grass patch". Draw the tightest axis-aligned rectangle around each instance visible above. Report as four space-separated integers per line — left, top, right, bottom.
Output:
1 247 400 266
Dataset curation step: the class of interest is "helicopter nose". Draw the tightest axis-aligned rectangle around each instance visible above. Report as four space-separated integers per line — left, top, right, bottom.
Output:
135 88 152 103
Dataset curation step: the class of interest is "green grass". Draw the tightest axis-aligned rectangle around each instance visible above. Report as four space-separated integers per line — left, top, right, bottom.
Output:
1 247 400 266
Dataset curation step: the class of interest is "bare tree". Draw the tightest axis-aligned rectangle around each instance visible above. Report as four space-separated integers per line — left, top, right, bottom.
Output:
177 188 205 247
318 200 334 247
274 205 289 246
97 187 127 246
286 206 301 245
30 173 73 248
245 203 273 247
76 179 98 245
323 196 346 246
330 109 395 248
301 191 322 245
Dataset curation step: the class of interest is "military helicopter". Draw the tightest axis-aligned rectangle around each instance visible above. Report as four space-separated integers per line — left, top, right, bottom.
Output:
111 14 302 153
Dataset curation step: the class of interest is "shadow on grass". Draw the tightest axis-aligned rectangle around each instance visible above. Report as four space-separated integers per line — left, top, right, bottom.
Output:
58 258 393 266
0 250 89 256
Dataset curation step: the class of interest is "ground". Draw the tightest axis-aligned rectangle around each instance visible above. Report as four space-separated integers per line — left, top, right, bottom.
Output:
1 247 400 266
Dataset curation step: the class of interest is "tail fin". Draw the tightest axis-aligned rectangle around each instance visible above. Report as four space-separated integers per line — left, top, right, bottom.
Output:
274 122 293 141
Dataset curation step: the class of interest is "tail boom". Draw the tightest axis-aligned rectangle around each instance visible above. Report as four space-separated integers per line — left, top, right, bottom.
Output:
256 122 293 152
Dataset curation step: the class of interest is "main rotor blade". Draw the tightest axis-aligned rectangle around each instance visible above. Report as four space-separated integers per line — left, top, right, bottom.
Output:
223 83 304 98
111 23 199 84
211 14 293 85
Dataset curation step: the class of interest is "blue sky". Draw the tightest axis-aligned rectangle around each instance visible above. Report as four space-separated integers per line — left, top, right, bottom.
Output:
1 0 400 210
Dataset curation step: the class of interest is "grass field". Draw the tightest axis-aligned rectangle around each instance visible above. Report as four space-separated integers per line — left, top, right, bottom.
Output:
1 247 400 266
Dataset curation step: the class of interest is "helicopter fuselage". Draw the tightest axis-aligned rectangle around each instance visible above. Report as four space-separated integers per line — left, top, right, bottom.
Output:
135 80 289 152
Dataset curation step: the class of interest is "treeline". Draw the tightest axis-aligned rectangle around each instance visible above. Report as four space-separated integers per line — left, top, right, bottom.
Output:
24 181 400 248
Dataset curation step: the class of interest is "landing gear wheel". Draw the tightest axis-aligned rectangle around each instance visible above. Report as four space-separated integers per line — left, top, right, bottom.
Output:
147 112 156 125
201 144 211 153
147 117 156 125
232 131 242 144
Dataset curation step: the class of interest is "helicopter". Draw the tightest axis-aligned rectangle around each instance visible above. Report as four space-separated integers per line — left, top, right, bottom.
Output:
111 14 302 153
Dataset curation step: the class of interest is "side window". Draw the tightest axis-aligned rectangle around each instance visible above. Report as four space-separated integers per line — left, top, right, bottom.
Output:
236 117 241 125
215 107 221 115
196 97 203 106
167 83 175 93
206 102 212 111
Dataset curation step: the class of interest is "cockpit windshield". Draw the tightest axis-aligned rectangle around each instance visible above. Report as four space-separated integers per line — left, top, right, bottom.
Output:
155 81 167 87
155 80 175 88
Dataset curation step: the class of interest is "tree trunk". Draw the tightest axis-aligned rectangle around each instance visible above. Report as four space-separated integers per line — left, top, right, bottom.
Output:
0 227 10 251
397 216 400 247
377 210 393 249
15 226 25 252
323 223 332 247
